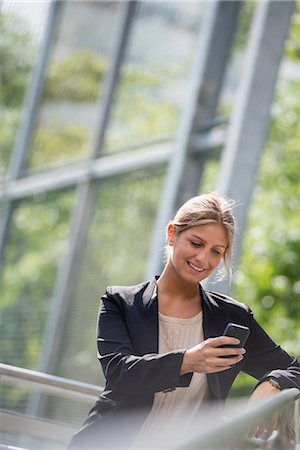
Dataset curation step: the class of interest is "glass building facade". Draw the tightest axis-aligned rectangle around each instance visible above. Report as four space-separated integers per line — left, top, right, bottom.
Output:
1 1 299 448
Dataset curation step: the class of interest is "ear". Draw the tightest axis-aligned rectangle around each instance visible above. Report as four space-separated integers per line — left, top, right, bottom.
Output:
167 223 175 246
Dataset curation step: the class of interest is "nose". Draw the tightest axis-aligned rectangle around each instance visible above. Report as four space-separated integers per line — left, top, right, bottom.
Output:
195 248 209 267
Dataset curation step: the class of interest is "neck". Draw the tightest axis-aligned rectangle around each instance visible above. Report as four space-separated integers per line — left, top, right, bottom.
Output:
157 261 200 301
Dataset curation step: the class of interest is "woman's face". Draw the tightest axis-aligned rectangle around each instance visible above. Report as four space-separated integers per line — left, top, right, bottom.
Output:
168 223 228 284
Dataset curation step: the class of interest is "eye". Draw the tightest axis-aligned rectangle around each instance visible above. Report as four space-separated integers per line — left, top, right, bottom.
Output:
191 241 202 248
212 248 223 256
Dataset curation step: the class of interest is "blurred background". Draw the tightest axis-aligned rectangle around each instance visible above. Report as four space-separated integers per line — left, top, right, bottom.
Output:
0 1 299 448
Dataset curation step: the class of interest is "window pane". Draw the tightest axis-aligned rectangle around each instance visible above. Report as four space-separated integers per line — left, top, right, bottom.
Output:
25 2 120 172
0 189 75 413
0 2 50 182
103 2 204 155
217 1 255 117
50 168 165 423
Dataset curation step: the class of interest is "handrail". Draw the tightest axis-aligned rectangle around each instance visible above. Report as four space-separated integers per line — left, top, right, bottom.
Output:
176 388 300 450
1 363 299 449
0 445 29 450
0 410 76 445
0 362 102 402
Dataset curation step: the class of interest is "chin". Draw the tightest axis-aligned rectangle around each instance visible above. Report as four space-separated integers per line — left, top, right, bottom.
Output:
196 274 208 284
183 271 207 285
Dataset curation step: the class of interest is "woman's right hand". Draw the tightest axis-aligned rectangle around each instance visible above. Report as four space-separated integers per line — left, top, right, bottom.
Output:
180 336 245 375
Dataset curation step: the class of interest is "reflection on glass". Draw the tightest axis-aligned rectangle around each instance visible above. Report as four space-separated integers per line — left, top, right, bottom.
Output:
0 189 75 413
26 3 120 172
217 1 255 117
103 2 203 154
0 3 49 182
200 159 221 194
51 168 165 423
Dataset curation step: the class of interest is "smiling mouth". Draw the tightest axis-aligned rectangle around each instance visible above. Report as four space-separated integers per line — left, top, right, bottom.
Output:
187 262 206 273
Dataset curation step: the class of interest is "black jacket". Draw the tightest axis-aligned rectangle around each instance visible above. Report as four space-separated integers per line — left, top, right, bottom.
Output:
69 277 300 448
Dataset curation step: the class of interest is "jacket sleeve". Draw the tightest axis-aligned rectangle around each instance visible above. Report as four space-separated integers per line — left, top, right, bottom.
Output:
96 289 192 395
243 308 300 390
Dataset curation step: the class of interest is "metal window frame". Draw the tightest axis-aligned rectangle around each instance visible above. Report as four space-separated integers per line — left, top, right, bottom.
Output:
0 128 224 201
26 1 139 416
0 2 62 264
0 0 296 424
146 0 242 278
206 0 296 293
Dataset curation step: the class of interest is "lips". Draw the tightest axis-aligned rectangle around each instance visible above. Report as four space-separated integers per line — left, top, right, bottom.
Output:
187 261 206 273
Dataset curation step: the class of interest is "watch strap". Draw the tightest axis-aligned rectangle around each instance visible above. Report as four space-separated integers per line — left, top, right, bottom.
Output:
268 378 281 390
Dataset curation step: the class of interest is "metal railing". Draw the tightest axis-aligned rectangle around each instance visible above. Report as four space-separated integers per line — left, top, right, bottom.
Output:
176 388 300 450
0 363 102 449
1 410 77 446
0 363 299 449
0 362 102 402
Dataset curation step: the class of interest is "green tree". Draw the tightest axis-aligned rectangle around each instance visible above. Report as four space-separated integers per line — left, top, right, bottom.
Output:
0 13 34 108
231 4 300 396
0 12 35 178
1 2 300 412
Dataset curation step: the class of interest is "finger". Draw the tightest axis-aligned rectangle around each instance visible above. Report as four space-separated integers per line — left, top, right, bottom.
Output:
209 351 243 363
214 347 246 358
210 336 241 347
210 347 245 363
206 355 244 372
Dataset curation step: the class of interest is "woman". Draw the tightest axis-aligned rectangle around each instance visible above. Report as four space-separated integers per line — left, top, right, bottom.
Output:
68 192 300 449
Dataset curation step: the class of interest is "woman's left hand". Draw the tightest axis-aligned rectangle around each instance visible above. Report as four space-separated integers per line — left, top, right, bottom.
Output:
247 380 280 439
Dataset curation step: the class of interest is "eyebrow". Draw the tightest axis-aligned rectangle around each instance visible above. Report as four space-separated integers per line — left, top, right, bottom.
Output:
190 234 227 249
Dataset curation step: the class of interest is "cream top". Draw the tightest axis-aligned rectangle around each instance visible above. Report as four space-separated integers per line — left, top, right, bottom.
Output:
131 310 208 448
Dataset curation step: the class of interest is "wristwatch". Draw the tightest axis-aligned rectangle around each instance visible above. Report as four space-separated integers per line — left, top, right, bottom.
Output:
268 378 281 390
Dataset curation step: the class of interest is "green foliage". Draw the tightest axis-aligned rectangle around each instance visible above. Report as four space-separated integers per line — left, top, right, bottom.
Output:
0 13 34 108
233 1 255 51
105 96 178 153
104 61 182 152
286 6 300 60
0 191 75 369
42 50 181 157
222 3 300 396
43 49 186 104
230 12 300 396
0 109 21 178
28 122 89 169
56 170 165 385
21 49 182 171
1 2 300 411
234 80 300 360
43 51 107 101
0 12 35 179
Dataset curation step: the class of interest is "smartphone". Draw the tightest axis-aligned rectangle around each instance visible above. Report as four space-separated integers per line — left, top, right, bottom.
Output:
220 322 250 357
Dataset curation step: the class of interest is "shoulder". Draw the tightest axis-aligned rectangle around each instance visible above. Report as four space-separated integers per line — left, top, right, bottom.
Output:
106 280 148 296
204 289 250 313
102 280 149 305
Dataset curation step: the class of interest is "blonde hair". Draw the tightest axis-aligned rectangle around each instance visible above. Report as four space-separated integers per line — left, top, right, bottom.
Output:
165 192 236 280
